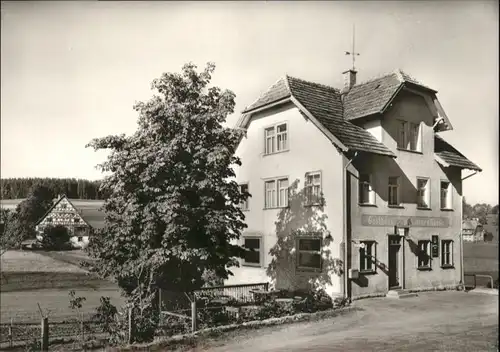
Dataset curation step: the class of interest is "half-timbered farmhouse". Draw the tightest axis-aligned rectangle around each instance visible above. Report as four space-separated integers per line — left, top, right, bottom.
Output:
35 195 104 248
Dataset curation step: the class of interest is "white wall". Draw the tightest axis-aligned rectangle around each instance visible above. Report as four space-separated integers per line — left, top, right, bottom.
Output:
227 103 344 296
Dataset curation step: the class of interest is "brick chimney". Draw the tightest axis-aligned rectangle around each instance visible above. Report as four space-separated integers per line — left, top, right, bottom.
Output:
342 69 357 93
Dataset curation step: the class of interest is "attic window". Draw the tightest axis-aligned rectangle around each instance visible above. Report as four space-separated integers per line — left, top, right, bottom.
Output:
74 218 80 223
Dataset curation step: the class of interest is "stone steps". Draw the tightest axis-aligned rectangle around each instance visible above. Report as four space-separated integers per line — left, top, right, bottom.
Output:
386 289 418 299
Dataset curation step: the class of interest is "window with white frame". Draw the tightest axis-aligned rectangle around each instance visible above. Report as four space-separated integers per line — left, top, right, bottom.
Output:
388 176 400 206
264 178 288 209
397 120 408 149
264 123 288 154
297 237 322 270
397 120 421 152
243 236 261 266
305 172 322 205
417 240 432 269
441 240 453 267
265 127 275 154
239 183 249 210
440 181 452 210
417 178 430 208
276 123 288 151
359 174 375 205
359 241 376 273
409 122 421 151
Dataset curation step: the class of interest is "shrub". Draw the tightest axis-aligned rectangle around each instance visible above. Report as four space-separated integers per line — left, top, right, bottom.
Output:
41 225 71 250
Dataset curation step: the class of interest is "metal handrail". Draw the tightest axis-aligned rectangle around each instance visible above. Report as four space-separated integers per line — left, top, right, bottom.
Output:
464 273 495 289
475 274 494 289
464 273 476 289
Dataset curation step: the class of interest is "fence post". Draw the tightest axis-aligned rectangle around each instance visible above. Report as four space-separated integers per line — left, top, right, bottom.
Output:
128 307 134 345
41 317 49 351
191 299 197 333
81 312 85 351
158 288 162 325
8 318 13 348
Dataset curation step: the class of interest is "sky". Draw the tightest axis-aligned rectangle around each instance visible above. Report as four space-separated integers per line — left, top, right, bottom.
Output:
1 1 498 205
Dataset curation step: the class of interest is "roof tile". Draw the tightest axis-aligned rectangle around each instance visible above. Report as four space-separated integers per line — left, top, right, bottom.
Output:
434 135 481 171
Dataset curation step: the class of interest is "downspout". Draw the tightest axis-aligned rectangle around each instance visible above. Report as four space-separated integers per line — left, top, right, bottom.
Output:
459 170 479 287
343 151 358 301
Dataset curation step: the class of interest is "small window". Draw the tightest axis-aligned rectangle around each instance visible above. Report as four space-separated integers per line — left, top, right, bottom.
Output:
397 120 408 149
417 240 432 269
60 204 67 209
409 122 421 151
388 177 400 206
239 184 249 211
46 217 53 223
276 123 288 151
398 120 421 152
265 127 276 154
441 240 453 267
77 236 83 242
264 178 288 209
264 123 288 155
305 172 322 205
359 174 375 205
277 178 289 208
297 237 322 270
265 180 276 209
417 178 430 209
74 218 80 223
243 237 261 266
360 241 376 273
440 181 452 210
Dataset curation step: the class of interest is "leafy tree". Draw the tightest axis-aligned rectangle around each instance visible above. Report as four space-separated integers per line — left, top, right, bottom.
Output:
41 225 71 250
0 209 23 256
472 203 492 225
463 197 474 220
85 62 247 341
491 205 499 214
9 184 55 242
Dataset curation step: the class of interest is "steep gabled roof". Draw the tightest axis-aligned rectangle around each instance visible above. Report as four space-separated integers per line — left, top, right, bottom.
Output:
343 69 437 121
434 135 482 171
239 75 396 158
35 195 105 230
242 77 291 114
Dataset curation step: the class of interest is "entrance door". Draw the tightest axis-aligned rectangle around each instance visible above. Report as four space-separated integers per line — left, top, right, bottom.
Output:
388 236 401 289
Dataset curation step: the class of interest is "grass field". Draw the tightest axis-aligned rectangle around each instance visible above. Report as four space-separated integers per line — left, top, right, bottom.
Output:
1 251 87 273
1 249 121 324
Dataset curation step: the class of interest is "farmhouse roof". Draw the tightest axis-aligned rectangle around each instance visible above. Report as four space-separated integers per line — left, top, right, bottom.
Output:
35 195 105 229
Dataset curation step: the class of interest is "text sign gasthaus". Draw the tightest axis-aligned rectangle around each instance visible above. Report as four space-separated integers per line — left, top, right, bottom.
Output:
361 215 450 228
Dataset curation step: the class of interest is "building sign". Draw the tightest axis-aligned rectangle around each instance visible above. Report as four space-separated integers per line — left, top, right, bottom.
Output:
361 215 450 228
431 235 439 257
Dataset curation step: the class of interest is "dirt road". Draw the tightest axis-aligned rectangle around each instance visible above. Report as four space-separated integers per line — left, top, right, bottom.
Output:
197 290 498 352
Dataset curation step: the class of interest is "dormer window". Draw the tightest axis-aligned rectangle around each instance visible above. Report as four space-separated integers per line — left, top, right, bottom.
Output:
397 120 421 152
264 122 288 155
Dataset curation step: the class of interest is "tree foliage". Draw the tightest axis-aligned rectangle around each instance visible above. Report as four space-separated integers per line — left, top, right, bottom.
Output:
7 184 56 243
1 177 106 200
462 198 495 225
0 209 22 256
85 63 247 336
42 225 71 250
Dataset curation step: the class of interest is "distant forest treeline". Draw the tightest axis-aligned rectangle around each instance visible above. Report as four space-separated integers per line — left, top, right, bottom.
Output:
1 178 108 200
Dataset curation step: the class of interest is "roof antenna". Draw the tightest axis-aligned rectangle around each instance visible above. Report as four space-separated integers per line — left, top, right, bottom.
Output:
345 24 360 71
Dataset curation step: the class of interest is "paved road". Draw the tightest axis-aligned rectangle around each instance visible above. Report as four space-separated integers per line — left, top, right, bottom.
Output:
197 290 498 352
